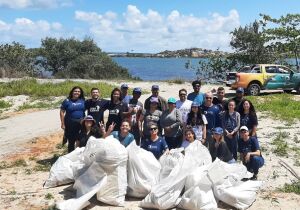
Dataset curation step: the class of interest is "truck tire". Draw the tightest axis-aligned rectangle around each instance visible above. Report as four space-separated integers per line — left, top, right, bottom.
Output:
296 83 300 94
247 83 261 96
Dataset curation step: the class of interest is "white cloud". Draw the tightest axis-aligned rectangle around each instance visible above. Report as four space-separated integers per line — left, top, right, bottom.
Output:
0 18 65 46
0 0 72 9
74 5 240 52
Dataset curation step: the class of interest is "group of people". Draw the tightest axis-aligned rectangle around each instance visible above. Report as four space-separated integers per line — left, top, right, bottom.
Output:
60 80 264 180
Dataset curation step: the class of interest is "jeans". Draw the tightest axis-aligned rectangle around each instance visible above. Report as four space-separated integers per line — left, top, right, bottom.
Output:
244 156 264 174
224 133 238 160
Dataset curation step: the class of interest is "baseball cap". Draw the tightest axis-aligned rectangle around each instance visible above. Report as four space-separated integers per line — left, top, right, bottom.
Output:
213 127 223 135
133 87 142 93
240 126 249 131
121 83 129 89
150 97 159 103
167 97 176 104
236 87 244 93
191 102 200 107
151 85 159 90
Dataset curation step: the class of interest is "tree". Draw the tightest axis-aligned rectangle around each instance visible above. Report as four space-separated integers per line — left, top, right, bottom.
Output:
230 21 277 64
40 37 134 79
0 42 33 77
260 14 300 70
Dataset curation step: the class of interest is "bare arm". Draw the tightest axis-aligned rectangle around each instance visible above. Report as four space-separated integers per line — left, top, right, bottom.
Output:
60 109 65 130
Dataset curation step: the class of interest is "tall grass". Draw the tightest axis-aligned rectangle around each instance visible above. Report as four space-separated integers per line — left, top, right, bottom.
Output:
0 79 115 98
248 94 300 122
0 100 12 109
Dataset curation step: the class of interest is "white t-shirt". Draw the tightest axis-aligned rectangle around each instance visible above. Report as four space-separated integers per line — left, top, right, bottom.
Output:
176 99 193 124
192 114 208 141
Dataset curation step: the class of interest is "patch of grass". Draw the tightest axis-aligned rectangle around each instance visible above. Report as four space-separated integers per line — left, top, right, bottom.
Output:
166 77 186 84
45 193 54 200
279 181 300 194
17 101 55 111
0 161 9 169
294 135 300 144
24 168 32 175
0 100 12 109
0 78 115 98
34 153 61 172
271 131 289 157
248 94 300 122
11 159 27 167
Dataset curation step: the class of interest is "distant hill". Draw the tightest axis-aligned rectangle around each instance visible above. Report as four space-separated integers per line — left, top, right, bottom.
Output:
108 48 228 58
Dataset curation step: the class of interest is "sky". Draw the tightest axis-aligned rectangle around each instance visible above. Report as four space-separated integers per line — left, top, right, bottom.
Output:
0 0 299 52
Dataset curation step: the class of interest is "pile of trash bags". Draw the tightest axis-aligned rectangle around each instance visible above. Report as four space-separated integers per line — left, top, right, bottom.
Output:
44 136 262 210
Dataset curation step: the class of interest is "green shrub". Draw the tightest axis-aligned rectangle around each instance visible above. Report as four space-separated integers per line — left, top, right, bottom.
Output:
279 181 300 194
0 100 11 109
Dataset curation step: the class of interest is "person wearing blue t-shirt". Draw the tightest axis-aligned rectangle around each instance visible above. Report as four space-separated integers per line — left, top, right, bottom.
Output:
60 86 85 153
200 92 221 148
187 80 205 106
238 126 264 180
105 120 134 147
141 124 169 159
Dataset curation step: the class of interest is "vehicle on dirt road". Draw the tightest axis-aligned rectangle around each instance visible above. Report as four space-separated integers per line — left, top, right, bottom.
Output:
230 64 293 96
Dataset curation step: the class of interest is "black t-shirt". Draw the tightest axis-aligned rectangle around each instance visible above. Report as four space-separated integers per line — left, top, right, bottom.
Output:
240 112 258 132
231 97 246 111
212 97 228 111
78 126 102 147
106 101 128 131
85 99 109 124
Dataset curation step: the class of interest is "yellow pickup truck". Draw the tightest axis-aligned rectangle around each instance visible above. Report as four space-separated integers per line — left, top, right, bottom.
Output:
231 64 291 95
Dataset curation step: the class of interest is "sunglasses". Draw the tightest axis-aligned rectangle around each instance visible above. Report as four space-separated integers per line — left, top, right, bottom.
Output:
150 127 158 131
179 93 187 96
206 97 212 99
240 130 248 133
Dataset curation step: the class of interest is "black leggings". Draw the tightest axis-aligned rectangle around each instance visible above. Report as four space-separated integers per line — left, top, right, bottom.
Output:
64 118 82 153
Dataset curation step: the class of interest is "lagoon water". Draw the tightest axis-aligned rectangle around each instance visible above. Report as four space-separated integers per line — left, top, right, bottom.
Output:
112 57 206 81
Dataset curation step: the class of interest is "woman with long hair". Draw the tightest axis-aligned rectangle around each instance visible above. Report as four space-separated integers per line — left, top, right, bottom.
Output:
209 127 235 163
238 100 258 137
186 102 207 144
221 100 240 160
106 88 128 132
60 86 85 153
181 127 196 149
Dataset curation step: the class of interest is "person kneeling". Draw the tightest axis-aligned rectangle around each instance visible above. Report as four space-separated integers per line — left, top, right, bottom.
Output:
209 127 235 163
238 126 264 180
141 124 169 159
181 127 196 149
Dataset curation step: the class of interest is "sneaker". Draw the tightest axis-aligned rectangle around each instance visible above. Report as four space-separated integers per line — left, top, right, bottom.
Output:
250 174 257 180
241 177 249 182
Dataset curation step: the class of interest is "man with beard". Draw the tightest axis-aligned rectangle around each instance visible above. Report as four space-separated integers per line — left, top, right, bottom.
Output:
85 87 109 125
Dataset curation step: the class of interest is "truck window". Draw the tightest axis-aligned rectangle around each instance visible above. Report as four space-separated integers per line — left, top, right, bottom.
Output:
265 66 277 73
278 67 289 74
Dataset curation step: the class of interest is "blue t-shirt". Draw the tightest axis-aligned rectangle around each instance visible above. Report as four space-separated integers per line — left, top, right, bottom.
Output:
200 104 221 130
187 92 205 106
238 136 260 154
111 131 134 147
61 98 85 120
122 95 133 105
141 137 168 159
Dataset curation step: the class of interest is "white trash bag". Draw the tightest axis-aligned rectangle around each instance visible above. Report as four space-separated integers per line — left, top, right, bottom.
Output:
140 149 200 209
185 140 212 166
159 148 184 180
126 141 161 198
44 147 85 188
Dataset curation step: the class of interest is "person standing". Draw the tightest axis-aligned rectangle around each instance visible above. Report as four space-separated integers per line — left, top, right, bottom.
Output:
120 83 133 105
141 124 169 160
238 126 264 180
139 97 162 141
144 85 168 111
187 80 205 106
200 92 221 147
238 100 258 137
106 88 128 132
128 87 143 144
212 86 228 111
231 87 246 111
160 97 183 149
85 87 109 125
221 100 240 160
60 86 85 153
186 102 207 144
176 88 193 126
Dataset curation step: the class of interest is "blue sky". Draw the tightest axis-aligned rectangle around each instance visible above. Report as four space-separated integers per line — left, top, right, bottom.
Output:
0 0 299 52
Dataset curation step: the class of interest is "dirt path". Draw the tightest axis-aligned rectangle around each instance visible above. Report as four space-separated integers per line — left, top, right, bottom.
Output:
0 109 61 157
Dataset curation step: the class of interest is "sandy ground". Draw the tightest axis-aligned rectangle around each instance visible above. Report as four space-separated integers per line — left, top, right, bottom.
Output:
0 80 300 209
